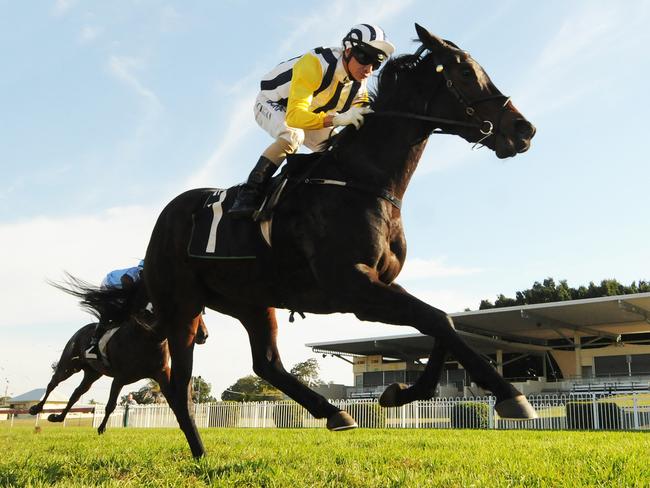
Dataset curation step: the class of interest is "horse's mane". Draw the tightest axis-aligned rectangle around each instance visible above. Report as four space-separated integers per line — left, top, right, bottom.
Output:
50 273 144 324
322 47 430 151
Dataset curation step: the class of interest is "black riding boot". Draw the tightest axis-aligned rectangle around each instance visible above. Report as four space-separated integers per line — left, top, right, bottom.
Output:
228 156 278 218
85 321 107 359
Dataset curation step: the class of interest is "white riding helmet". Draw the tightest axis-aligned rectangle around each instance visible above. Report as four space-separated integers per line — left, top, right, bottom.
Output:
342 24 396 58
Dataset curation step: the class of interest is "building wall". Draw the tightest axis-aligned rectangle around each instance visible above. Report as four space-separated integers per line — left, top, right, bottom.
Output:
550 344 650 379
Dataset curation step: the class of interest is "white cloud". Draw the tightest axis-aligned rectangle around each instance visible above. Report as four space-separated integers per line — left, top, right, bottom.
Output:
184 93 258 188
160 5 183 32
108 56 162 110
0 205 158 328
514 4 644 119
399 257 483 281
52 0 77 17
79 25 102 44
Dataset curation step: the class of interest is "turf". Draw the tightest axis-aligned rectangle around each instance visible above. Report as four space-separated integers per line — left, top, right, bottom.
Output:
1 425 648 487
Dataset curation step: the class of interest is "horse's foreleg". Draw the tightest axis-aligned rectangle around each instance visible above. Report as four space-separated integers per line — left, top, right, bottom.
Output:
166 318 205 458
97 379 123 435
379 338 448 407
239 307 353 430
48 369 101 422
378 283 449 407
331 265 536 419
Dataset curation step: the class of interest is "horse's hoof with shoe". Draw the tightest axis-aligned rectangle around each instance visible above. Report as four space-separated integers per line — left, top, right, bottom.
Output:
48 413 64 423
379 383 409 408
28 405 41 415
326 411 357 431
495 395 538 420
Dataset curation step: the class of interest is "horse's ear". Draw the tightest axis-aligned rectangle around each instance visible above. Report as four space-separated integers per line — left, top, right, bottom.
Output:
414 23 447 51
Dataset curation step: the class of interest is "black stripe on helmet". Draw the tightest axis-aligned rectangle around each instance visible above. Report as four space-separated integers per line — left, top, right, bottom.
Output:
361 24 377 40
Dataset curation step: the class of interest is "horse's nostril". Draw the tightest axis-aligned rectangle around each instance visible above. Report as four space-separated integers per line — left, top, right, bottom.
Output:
514 119 535 139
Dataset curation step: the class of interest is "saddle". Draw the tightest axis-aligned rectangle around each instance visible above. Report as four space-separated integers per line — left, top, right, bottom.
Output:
255 152 324 222
187 152 325 258
85 327 119 368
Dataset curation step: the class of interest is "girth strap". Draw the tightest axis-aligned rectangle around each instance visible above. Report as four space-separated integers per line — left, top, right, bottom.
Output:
303 177 402 210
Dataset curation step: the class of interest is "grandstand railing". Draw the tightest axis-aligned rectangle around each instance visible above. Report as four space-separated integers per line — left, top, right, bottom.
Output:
92 392 650 431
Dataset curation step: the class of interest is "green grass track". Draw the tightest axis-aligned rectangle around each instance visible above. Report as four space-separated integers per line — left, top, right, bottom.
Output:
1 426 648 487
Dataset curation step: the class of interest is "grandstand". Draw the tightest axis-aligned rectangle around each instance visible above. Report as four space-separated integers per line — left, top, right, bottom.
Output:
307 293 650 399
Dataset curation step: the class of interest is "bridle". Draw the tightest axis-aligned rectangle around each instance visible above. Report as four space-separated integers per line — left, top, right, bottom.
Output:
369 45 511 148
305 44 513 211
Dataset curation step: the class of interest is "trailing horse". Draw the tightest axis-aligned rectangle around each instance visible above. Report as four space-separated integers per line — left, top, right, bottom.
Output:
144 24 537 457
29 277 208 434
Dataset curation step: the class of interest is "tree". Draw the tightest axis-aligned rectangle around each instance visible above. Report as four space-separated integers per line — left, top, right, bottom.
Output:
290 359 324 387
221 359 328 401
121 379 162 405
191 376 216 403
479 278 650 310
221 375 282 402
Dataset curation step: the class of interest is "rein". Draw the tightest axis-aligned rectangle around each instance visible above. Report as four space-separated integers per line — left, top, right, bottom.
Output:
298 44 511 212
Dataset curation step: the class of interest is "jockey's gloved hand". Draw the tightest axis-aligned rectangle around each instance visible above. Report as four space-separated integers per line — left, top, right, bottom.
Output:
332 106 373 130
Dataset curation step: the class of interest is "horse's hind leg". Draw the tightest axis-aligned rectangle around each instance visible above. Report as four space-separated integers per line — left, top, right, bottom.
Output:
48 369 101 422
236 306 351 429
97 379 123 435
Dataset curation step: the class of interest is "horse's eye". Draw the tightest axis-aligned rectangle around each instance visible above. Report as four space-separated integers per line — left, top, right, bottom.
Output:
461 68 473 77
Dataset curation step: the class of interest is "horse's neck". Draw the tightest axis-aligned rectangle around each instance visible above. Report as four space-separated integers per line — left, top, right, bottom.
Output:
338 120 430 200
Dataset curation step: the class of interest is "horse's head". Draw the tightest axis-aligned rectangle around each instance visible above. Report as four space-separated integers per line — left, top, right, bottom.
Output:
412 24 535 158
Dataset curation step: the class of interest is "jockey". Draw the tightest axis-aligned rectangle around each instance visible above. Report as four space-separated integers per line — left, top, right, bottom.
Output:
85 260 144 359
229 24 395 218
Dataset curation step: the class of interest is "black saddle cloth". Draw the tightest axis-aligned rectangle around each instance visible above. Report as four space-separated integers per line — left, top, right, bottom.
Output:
187 152 326 258
187 188 268 259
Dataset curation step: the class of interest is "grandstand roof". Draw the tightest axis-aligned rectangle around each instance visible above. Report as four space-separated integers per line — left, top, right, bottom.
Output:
307 293 650 359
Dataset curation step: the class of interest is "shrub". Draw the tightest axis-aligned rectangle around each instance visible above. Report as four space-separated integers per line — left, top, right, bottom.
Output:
346 402 386 428
272 402 304 428
209 402 241 427
450 402 490 429
565 401 621 430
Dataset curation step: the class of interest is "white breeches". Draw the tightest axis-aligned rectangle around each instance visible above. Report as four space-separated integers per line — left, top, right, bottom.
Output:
253 93 332 153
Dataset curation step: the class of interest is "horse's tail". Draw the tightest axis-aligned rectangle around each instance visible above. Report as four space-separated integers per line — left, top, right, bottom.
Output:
49 273 145 324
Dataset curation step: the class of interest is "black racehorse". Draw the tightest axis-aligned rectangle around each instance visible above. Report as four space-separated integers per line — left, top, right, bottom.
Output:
29 277 208 435
144 24 538 457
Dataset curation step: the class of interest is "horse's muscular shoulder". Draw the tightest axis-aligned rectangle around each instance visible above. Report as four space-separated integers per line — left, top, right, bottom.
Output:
378 215 406 284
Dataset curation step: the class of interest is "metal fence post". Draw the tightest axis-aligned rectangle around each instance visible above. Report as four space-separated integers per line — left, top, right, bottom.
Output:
488 396 495 429
591 393 599 430
633 394 639 430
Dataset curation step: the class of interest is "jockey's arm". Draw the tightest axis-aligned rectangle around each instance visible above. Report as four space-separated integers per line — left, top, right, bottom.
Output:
286 53 336 129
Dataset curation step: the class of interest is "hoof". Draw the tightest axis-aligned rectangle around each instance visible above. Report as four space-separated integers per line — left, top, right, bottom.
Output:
495 395 538 420
326 411 357 431
29 405 40 416
97 426 106 435
379 383 408 408
48 414 63 423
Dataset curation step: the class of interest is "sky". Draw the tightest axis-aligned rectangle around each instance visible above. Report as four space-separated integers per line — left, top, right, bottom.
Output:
2 0 650 405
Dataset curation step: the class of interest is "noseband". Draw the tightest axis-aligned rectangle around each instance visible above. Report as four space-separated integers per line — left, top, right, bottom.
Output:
370 46 511 148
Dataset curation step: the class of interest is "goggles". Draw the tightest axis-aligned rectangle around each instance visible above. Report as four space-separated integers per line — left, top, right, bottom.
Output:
350 45 386 70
